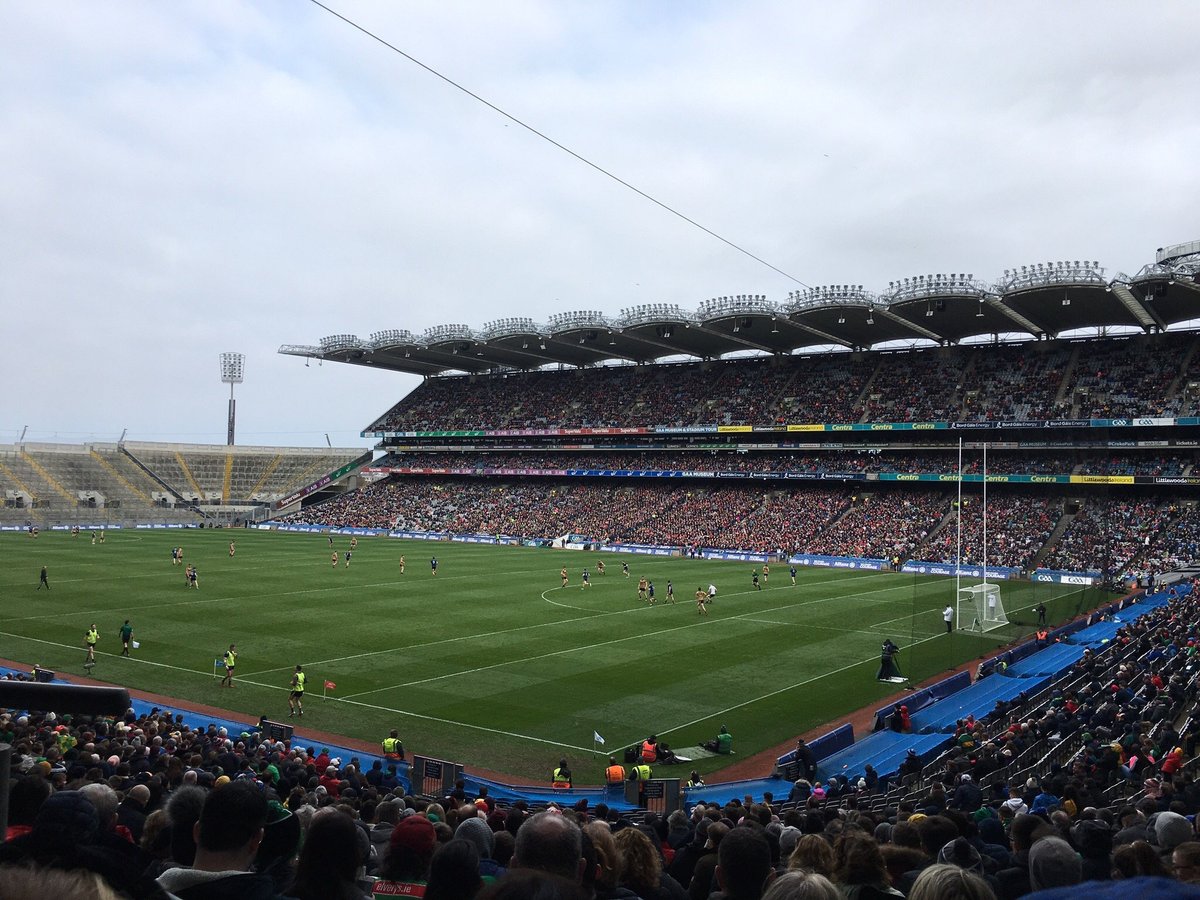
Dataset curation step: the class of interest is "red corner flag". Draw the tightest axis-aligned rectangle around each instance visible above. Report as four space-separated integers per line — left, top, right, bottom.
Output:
324 680 336 691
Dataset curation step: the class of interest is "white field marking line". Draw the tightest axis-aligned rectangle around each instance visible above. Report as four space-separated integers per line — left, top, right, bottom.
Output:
738 617 892 638
3 563 560 626
341 578 948 699
245 569 901 678
658 627 951 738
265 571 945 681
0 627 595 751
735 617 945 640
0 630 240 681
331 695 600 754
655 586 1103 739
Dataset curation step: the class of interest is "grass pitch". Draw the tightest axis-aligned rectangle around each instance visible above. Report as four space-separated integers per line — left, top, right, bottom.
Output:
0 529 1101 780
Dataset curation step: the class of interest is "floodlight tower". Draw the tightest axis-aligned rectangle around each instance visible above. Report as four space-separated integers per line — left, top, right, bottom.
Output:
219 352 245 446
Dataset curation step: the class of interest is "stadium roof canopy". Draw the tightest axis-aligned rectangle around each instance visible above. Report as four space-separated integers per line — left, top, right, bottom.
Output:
280 241 1200 376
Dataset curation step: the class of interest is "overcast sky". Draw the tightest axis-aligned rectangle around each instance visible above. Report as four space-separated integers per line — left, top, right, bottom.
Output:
2 1 1197 448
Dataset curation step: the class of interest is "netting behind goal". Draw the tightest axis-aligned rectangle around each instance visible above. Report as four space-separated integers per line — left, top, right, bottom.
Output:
957 582 1008 633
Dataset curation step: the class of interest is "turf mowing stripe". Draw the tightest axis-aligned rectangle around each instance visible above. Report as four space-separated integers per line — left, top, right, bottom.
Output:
341 578 949 699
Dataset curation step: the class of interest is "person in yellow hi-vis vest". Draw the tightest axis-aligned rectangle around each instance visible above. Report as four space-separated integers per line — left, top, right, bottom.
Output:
220 645 237 688
382 729 405 761
552 758 573 789
288 665 305 717
84 625 99 668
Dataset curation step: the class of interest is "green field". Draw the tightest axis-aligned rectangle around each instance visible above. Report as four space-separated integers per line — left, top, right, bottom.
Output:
0 529 1105 780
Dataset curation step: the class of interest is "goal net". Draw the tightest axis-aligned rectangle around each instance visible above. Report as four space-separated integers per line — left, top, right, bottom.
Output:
956 583 1008 633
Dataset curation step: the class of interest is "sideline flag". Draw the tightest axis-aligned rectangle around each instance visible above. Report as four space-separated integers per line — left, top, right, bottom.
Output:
593 731 605 745
324 680 337 691
323 679 336 701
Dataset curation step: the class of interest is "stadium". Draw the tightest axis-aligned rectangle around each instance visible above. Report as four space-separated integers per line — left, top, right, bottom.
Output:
6 239 1200 811
6 1 1200 895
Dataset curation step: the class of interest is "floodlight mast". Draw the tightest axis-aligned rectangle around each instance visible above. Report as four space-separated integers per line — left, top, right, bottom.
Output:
219 352 245 446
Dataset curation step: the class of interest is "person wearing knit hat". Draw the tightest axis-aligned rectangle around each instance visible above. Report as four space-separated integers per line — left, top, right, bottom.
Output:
775 824 802 857
456 816 496 859
1028 836 1082 891
456 815 506 882
1154 811 1193 856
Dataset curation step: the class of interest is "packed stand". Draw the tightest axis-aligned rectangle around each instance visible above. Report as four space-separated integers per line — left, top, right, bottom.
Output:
378 449 1148 477
1042 499 1173 575
809 491 948 561
365 334 1199 433
920 495 1061 569
1067 333 1197 419
960 343 1073 422
1137 505 1200 574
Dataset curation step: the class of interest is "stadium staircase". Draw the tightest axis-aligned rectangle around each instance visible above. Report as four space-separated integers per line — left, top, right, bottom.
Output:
246 453 284 499
0 456 36 504
175 451 205 498
1028 504 1080 570
89 449 152 504
18 450 75 506
119 446 189 507
1166 335 1200 414
222 453 233 504
1052 344 1082 409
855 358 887 423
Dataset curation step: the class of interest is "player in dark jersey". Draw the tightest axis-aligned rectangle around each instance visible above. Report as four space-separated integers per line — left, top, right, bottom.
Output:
790 566 797 585
581 568 591 589
647 581 656 605
431 556 438 576
666 580 675 604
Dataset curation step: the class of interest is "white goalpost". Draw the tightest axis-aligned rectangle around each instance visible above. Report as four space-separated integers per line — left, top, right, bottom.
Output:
954 441 1009 633
957 582 1009 632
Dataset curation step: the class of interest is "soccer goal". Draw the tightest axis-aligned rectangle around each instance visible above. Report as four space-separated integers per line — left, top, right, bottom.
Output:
957 583 1008 633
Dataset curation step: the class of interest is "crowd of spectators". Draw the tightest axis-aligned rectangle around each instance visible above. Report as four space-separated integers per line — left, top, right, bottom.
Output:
923 496 1060 569
1135 506 1200 575
9 583 1200 899
365 333 1200 433
960 344 1073 422
1072 334 1199 419
376 449 1195 477
815 492 948 561
283 478 1200 575
1041 499 1175 575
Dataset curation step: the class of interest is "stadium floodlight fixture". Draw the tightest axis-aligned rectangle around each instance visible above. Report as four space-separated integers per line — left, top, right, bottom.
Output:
219 352 245 446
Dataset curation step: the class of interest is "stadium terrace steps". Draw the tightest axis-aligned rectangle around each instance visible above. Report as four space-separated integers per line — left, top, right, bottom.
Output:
0 456 35 501
246 454 283 499
174 450 205 496
89 449 152 503
222 453 233 504
18 450 76 504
